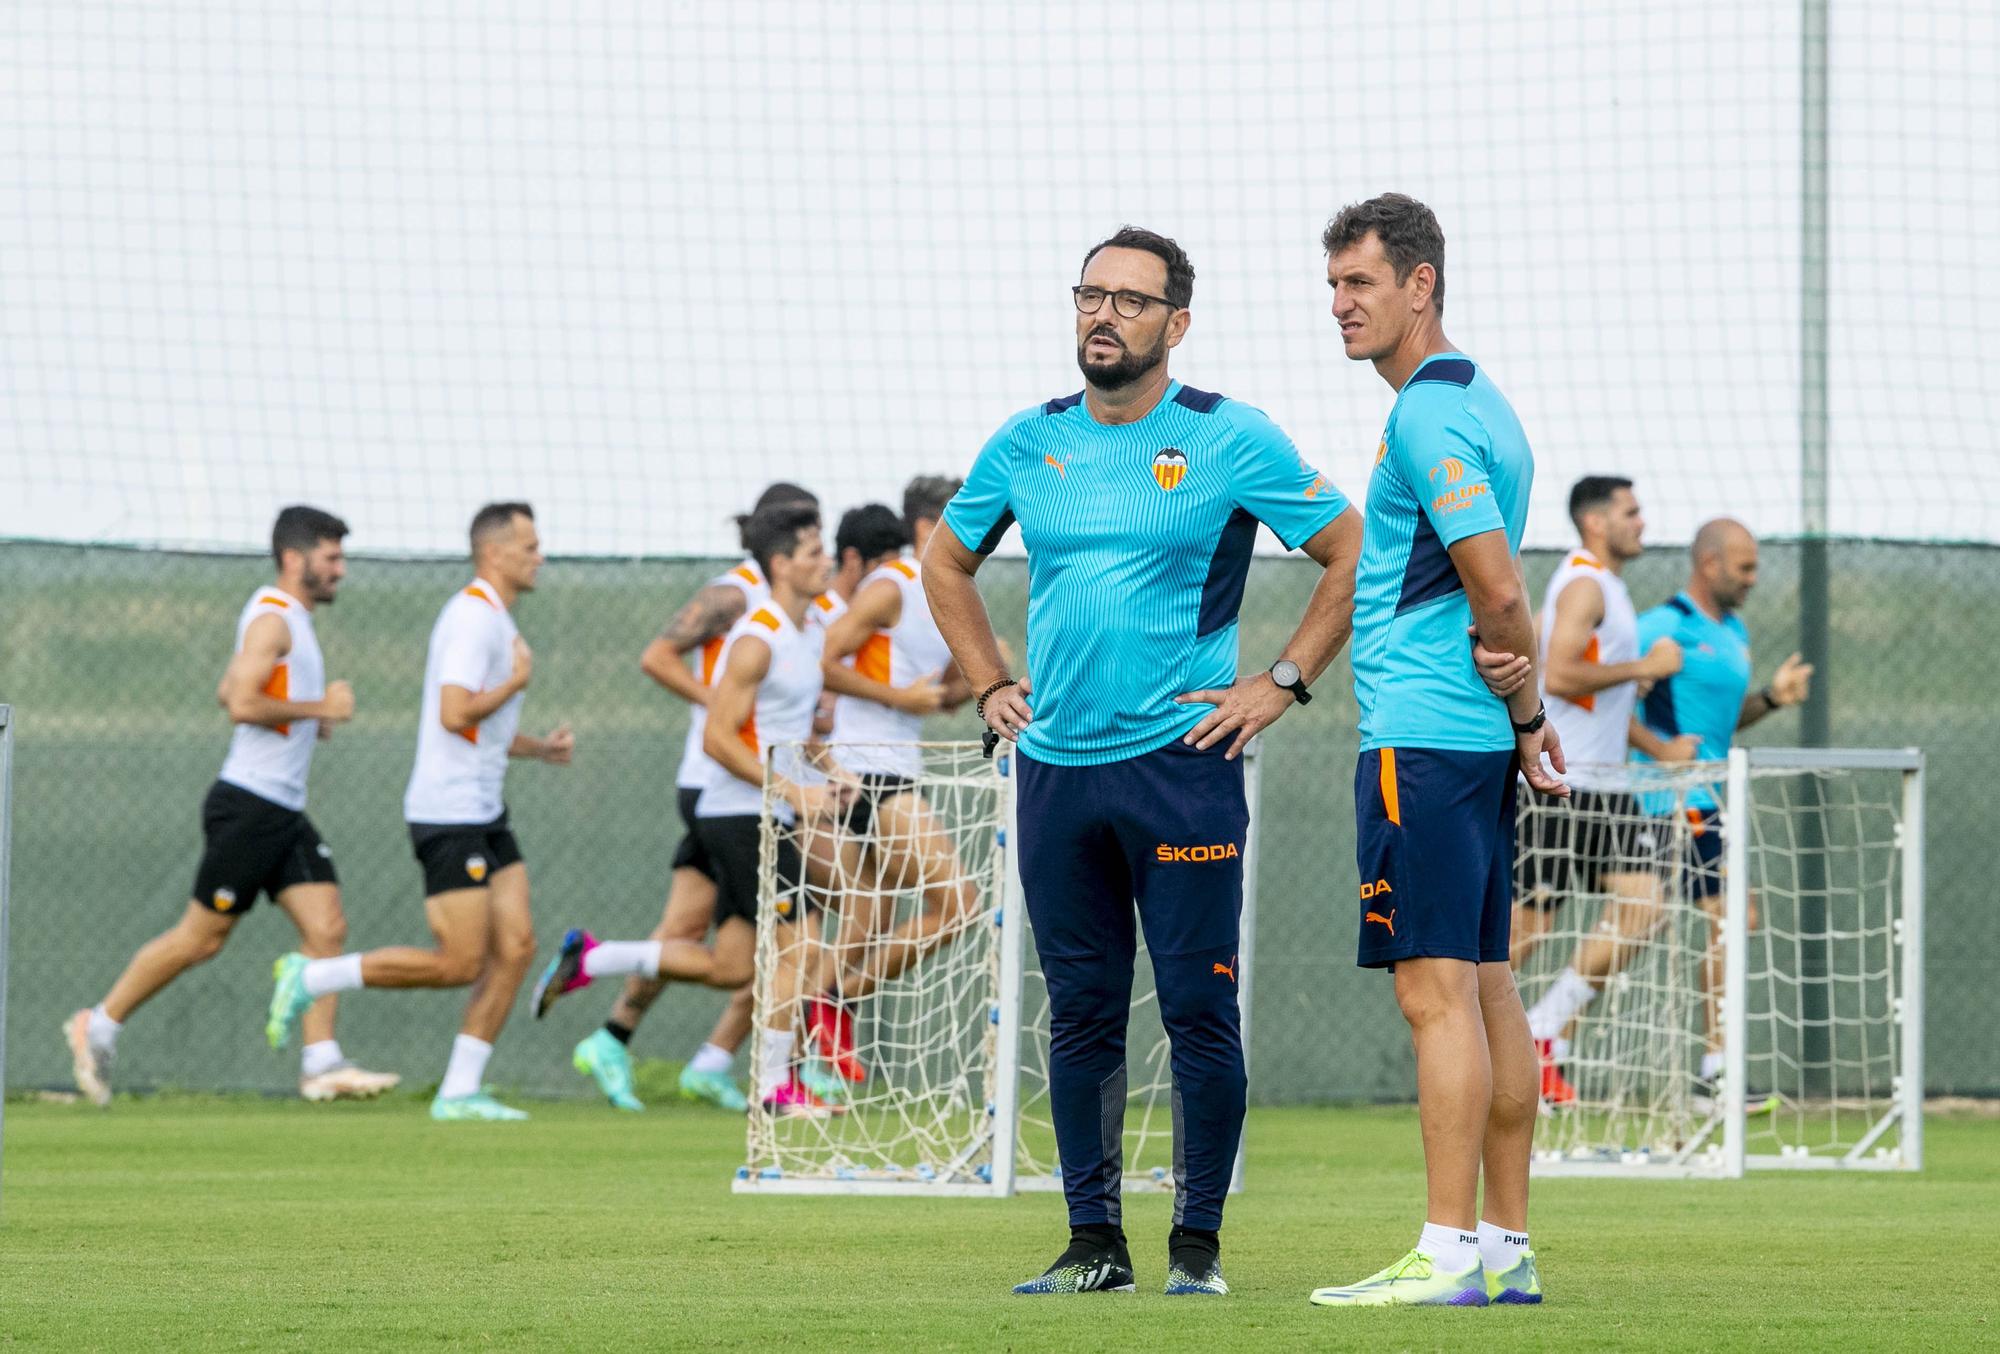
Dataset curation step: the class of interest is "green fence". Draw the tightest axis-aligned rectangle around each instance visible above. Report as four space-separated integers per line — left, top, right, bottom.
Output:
2 539 1993 1101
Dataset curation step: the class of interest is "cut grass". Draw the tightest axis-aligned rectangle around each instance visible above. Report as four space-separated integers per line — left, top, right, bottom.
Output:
2 1095 1993 1351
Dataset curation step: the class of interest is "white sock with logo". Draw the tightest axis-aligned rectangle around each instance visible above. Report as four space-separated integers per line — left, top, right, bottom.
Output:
1418 1221 1482 1274
1477 1220 1530 1273
88 1005 121 1053
689 1042 734 1075
1527 967 1597 1041
582 940 663 978
757 1030 795 1100
301 1040 344 1078
439 1034 493 1100
303 953 365 997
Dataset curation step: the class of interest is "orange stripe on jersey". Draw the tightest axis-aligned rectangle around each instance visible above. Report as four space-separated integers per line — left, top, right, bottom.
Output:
812 593 836 612
263 663 291 737
738 712 759 755
748 608 781 632
258 591 291 609
856 632 892 684
1568 553 1603 571
1575 635 1599 712
1379 749 1402 826
732 566 760 587
465 585 498 608
700 635 725 685
886 559 917 580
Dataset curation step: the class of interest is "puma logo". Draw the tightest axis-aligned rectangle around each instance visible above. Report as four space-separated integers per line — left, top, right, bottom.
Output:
1365 908 1396 936
1044 454 1066 477
1212 957 1237 983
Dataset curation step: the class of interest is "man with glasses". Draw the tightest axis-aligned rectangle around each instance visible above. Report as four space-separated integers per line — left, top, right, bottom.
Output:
925 226 1363 1297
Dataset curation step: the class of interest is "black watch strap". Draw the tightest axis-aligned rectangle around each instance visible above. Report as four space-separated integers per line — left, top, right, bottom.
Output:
1511 704 1547 734
1269 660 1312 706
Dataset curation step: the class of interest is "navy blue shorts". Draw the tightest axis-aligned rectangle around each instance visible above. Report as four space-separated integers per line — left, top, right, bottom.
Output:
1680 807 1725 900
1354 747 1518 968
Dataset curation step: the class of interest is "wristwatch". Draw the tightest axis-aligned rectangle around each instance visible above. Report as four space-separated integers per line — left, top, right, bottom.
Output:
1268 659 1312 706
1511 704 1548 734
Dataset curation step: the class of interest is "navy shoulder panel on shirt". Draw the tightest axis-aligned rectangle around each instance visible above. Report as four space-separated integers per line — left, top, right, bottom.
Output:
1665 596 1694 616
1042 391 1084 415
1407 358 1476 388
1172 385 1225 414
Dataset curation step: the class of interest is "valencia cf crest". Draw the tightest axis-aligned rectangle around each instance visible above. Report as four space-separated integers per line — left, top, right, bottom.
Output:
1152 447 1188 491
213 887 237 912
465 854 488 883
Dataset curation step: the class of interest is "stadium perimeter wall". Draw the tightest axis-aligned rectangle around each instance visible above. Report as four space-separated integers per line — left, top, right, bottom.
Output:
1 539 1992 1101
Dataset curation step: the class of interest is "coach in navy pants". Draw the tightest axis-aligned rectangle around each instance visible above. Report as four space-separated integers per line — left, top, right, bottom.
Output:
922 226 1362 1295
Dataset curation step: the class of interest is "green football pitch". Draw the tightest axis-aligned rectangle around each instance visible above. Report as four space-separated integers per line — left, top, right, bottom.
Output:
2 1088 1993 1351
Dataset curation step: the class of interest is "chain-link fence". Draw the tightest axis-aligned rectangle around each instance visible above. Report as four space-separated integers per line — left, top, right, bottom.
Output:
3 538 1991 1100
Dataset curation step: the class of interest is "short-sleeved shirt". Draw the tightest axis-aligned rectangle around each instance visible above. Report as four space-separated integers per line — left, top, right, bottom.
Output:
1350 353 1534 753
943 381 1348 766
1632 592 1752 811
404 579 525 825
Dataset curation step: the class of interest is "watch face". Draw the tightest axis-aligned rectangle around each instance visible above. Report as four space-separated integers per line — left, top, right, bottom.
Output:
1271 660 1301 688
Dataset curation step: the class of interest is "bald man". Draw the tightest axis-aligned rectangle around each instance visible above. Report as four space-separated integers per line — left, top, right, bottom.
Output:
1523 517 1811 1104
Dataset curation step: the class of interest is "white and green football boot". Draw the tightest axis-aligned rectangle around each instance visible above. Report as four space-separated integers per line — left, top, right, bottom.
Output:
430 1091 530 1122
573 1030 644 1112
266 952 314 1051
1309 1249 1488 1307
678 1064 749 1113
1485 1249 1543 1305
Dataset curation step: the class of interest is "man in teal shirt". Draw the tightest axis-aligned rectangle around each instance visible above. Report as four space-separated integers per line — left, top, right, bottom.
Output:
1307 195 1566 1311
927 226 1363 1298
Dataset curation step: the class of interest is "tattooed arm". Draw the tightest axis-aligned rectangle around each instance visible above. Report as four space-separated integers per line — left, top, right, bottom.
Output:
640 583 749 707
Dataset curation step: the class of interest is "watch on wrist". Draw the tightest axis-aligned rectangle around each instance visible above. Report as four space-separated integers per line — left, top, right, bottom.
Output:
1268 659 1312 706
1511 704 1547 734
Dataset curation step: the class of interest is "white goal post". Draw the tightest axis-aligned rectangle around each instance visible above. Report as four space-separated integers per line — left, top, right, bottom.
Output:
1518 746 1924 1180
735 738 1259 1198
0 705 14 1196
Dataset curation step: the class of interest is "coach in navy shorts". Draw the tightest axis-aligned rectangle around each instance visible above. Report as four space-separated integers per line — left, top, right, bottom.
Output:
923 226 1361 1296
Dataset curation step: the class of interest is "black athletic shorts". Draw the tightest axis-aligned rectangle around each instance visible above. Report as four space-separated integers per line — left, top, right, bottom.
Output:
191 780 338 915
1518 789 1657 907
669 785 717 881
693 813 806 927
841 772 919 839
408 810 524 897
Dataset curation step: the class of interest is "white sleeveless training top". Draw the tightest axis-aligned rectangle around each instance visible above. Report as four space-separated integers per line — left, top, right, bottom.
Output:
404 579 524 825
695 602 825 823
830 556 952 779
675 560 768 791
217 586 325 812
1537 549 1638 791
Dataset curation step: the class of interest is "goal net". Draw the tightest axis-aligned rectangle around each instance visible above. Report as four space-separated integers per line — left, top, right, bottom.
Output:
737 739 1258 1196
1515 748 1924 1178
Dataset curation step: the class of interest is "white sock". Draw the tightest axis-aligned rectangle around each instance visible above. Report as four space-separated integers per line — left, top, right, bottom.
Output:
1418 1221 1482 1274
582 940 663 979
301 1040 344 1078
1701 1050 1725 1081
439 1034 493 1100
88 1004 121 1053
689 1041 734 1075
757 1029 795 1100
1527 967 1597 1041
303 953 365 997
1477 1220 1530 1273
1551 1036 1572 1064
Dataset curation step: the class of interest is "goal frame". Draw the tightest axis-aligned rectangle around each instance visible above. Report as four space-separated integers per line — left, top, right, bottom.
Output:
734 737 1260 1198
0 705 14 1200
1533 745 1925 1180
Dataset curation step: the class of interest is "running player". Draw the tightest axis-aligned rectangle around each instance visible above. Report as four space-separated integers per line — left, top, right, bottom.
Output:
64 506 397 1106
266 502 574 1121
1523 518 1812 1104
533 503 851 1117
805 476 978 1084
566 483 820 1113
1308 195 1563 1309
927 226 1361 1297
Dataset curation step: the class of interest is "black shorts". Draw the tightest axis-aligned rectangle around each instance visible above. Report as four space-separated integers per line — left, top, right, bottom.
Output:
408 811 523 897
669 785 717 881
191 780 338 915
841 773 919 839
1676 807 1727 900
693 814 806 927
1518 789 1658 907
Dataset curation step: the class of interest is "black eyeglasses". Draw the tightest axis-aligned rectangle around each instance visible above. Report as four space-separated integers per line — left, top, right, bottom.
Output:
1072 285 1177 319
